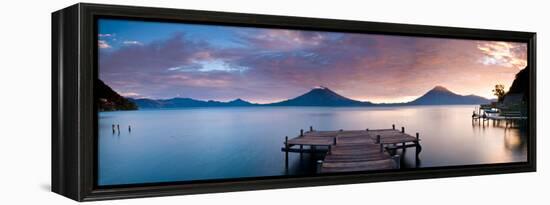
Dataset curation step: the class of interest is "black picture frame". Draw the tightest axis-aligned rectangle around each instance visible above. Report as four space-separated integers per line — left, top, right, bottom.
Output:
52 3 536 201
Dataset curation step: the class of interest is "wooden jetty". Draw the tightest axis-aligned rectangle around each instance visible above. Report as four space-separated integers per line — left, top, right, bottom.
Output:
472 107 527 128
282 125 421 173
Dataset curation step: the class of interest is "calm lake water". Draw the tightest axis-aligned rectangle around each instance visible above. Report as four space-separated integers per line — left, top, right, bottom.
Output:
98 105 528 186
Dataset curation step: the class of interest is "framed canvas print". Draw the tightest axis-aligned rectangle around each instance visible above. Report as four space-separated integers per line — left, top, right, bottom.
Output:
52 3 536 201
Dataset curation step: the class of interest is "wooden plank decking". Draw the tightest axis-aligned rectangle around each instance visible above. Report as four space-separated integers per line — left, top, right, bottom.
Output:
282 125 421 173
287 137 334 146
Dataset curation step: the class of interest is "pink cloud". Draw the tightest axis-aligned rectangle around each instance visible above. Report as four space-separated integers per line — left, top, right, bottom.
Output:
98 40 111 49
239 29 327 51
477 42 527 69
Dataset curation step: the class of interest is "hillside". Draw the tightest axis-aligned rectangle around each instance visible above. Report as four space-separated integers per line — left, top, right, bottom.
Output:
98 80 138 111
506 67 529 102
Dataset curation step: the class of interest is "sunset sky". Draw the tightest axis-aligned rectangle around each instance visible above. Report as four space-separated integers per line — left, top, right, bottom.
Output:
98 19 527 103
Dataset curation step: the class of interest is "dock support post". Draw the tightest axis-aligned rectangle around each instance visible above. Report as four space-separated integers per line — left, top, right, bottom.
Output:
392 124 395 130
300 129 303 136
415 133 421 164
330 136 337 155
285 136 289 169
377 135 382 152
393 155 401 169
401 126 405 133
309 126 313 132
316 160 323 174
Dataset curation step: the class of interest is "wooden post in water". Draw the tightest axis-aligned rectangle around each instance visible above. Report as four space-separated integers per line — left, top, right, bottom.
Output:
401 126 405 133
309 126 313 132
334 136 338 145
285 136 289 169
392 124 395 130
300 129 304 136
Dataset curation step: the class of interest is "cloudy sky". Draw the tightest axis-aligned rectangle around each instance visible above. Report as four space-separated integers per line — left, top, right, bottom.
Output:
98 19 527 103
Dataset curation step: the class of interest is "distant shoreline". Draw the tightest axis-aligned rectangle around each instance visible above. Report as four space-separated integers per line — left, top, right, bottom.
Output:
98 104 481 112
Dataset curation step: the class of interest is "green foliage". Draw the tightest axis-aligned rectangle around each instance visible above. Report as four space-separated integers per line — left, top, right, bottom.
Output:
492 84 507 102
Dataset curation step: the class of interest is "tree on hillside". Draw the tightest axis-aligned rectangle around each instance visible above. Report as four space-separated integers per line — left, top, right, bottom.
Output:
492 84 507 102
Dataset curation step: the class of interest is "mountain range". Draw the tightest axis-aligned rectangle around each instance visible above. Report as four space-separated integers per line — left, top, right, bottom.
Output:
130 98 255 108
127 85 491 109
268 86 373 107
408 86 490 105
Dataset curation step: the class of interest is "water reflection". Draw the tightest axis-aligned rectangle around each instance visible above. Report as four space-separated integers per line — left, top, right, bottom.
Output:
504 129 525 150
471 118 527 152
98 105 528 185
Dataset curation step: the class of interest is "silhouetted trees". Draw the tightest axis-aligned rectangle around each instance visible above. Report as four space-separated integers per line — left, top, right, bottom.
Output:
492 84 507 102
